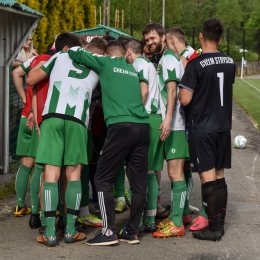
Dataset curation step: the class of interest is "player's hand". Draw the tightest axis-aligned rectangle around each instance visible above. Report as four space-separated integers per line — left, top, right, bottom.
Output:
26 112 34 131
158 117 171 141
36 123 41 137
37 126 41 137
22 99 26 106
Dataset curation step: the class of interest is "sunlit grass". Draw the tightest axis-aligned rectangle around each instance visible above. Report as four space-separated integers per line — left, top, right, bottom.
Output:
233 78 260 129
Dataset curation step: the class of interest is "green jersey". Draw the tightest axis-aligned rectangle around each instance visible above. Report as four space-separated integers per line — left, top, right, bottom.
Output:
41 51 99 127
133 56 160 115
21 56 36 74
68 47 149 126
158 49 185 130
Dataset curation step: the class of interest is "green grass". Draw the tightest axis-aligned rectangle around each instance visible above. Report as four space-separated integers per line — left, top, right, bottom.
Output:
233 78 260 129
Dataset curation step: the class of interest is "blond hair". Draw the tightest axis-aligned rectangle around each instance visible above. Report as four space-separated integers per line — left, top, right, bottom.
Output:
16 36 34 62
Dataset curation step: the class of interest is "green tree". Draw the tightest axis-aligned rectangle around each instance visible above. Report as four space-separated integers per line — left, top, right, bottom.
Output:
83 0 96 28
238 0 254 28
17 0 95 53
216 0 242 28
245 0 260 28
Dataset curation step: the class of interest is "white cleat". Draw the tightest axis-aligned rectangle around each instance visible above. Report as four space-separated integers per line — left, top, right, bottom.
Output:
189 205 199 214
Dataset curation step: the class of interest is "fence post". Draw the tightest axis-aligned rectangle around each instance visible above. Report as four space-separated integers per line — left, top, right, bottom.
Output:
227 28 230 56
192 27 195 48
130 23 133 37
243 29 246 59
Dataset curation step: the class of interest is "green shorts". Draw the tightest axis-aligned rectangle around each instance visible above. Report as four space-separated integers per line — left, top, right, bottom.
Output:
148 114 164 171
16 117 36 157
28 126 39 158
164 130 189 161
36 118 88 166
87 129 93 163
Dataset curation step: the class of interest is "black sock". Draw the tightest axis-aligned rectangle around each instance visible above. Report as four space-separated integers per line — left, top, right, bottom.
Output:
202 181 221 228
216 178 228 223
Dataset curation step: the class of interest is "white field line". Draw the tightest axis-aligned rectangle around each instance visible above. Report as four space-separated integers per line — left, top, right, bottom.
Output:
238 79 259 128
241 79 260 93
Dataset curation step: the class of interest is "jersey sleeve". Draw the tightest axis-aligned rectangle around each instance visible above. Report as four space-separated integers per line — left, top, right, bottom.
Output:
21 56 36 74
161 54 182 84
40 52 59 75
68 47 108 74
133 58 149 84
179 62 197 93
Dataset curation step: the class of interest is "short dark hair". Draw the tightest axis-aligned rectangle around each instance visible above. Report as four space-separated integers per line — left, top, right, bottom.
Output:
55 33 81 52
102 35 116 43
106 40 126 56
142 23 165 37
201 18 224 43
165 27 186 44
87 37 107 53
78 37 88 48
125 39 143 55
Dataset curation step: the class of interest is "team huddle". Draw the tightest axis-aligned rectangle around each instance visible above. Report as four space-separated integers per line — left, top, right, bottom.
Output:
12 18 236 247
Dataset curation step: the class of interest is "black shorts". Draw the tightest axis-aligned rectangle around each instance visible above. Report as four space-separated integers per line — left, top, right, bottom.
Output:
189 131 231 173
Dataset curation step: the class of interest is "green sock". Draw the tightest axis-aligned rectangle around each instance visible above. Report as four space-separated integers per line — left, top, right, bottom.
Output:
114 165 125 198
65 180 82 234
43 182 59 237
40 209 47 227
30 164 43 214
169 180 187 227
183 170 193 216
145 173 158 224
80 165 89 207
15 164 31 207
199 185 208 219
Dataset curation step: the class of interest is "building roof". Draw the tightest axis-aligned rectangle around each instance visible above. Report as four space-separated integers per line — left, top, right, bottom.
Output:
0 0 44 17
71 24 132 40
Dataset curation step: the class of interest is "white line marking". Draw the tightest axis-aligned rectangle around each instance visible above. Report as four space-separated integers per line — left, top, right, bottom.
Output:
242 79 260 93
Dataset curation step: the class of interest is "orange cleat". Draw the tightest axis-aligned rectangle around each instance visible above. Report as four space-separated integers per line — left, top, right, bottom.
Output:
156 218 172 230
153 221 185 238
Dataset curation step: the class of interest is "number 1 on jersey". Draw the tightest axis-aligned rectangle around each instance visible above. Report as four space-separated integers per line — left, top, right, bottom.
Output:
217 72 224 106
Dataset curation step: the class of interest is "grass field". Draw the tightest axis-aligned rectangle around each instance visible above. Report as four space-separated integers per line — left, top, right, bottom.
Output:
233 78 260 130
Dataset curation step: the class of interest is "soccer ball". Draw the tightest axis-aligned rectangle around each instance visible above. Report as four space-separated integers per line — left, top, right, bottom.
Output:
233 135 247 148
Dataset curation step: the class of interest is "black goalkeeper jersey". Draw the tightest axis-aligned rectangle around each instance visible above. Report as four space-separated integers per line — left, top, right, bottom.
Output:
179 52 236 133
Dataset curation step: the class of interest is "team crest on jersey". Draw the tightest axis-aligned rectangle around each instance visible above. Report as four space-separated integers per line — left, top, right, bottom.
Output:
157 64 161 72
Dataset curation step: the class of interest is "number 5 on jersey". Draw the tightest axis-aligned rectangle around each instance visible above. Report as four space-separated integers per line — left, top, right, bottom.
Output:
68 61 90 79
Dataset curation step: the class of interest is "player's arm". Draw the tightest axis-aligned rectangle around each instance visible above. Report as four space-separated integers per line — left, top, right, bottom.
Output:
11 66 26 104
178 88 193 106
26 67 48 86
178 63 197 106
158 54 181 141
159 81 176 141
68 47 107 73
140 81 149 104
26 54 57 86
32 88 38 131
11 56 36 103
134 59 149 105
